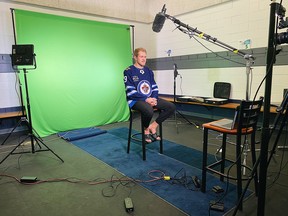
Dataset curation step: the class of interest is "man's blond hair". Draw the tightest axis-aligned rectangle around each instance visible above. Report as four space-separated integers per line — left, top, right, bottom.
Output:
133 47 147 57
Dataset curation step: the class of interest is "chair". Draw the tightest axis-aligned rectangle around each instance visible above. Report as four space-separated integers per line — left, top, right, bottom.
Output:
127 109 163 160
201 97 263 210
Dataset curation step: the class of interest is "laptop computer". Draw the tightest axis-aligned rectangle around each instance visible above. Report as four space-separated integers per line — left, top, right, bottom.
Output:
210 108 239 130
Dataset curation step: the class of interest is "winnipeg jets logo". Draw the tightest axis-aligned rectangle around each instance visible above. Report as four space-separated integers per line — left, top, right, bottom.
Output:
137 80 151 96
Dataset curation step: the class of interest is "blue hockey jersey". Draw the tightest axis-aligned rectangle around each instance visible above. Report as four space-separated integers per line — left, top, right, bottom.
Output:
124 65 159 108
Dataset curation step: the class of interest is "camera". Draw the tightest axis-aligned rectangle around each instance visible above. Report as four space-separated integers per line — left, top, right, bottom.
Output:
275 3 288 45
276 31 288 44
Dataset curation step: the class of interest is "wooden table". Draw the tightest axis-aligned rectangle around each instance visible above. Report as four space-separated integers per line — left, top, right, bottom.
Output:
159 96 278 114
0 111 25 119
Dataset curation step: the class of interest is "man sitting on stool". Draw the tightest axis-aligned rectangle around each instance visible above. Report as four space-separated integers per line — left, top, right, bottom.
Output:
123 47 175 143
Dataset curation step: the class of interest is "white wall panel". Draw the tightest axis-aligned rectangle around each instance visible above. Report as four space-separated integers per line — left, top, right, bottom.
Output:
155 65 286 104
0 73 21 108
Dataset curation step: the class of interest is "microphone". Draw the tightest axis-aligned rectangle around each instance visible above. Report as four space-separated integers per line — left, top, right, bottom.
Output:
174 63 178 78
152 5 167 33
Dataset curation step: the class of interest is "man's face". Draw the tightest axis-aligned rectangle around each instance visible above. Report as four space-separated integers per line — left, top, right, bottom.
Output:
134 51 147 67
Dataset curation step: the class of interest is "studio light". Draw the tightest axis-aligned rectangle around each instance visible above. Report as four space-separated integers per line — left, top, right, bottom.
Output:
11 44 34 66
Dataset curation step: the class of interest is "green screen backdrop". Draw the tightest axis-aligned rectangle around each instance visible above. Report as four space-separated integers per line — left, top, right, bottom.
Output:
14 9 131 137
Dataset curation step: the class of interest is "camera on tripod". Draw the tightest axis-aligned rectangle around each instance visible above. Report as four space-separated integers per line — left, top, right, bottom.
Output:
276 3 288 45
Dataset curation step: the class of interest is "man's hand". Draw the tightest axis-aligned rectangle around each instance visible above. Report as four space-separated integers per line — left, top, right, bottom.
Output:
145 97 157 107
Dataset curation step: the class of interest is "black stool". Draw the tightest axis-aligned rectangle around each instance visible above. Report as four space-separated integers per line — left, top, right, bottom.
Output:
127 109 163 160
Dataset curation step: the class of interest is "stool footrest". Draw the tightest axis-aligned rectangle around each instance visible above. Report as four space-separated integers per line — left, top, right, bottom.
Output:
127 109 163 160
206 159 253 181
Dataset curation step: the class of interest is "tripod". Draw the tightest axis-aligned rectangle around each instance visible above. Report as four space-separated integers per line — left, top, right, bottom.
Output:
172 63 199 133
0 67 64 165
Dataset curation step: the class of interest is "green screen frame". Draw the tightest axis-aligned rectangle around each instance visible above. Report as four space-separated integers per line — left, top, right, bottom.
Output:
14 9 131 137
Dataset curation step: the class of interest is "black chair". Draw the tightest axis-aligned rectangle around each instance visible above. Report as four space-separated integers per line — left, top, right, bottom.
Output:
127 109 163 160
201 97 263 210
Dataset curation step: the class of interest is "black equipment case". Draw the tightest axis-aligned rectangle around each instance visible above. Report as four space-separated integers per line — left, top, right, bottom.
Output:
204 82 231 105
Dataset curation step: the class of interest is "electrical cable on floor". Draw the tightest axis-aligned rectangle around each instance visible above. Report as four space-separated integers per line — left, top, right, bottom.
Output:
102 175 135 198
0 168 174 188
0 167 200 215
164 168 202 191
0 171 162 186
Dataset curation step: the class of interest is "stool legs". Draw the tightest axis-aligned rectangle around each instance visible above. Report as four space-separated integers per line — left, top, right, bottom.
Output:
127 110 163 161
140 114 146 160
201 127 208 192
250 132 258 196
236 135 243 210
159 122 163 154
127 111 133 154
220 133 227 182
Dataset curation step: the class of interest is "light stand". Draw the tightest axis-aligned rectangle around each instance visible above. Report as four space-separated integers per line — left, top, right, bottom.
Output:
0 45 64 165
172 63 199 132
1 9 27 145
173 63 179 133
257 2 278 215
173 63 178 103
242 56 255 176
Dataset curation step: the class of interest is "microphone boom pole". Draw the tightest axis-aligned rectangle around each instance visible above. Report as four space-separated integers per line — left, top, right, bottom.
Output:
161 10 251 59
152 5 255 101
